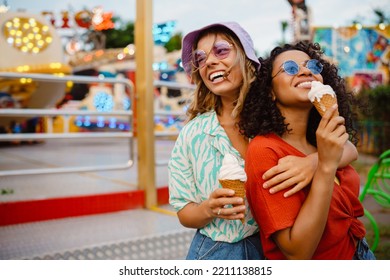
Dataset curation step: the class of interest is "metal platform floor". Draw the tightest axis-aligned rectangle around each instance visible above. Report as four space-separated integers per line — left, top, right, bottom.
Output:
0 138 195 260
0 209 195 260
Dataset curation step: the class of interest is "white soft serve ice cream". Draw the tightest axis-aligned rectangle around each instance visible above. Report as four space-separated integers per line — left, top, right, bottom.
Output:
308 81 339 116
308 81 336 102
218 154 247 181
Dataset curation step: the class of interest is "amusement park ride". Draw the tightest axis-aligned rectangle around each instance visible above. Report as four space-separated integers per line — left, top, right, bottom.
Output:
0 11 71 128
0 1 388 260
0 6 189 136
0 4 195 260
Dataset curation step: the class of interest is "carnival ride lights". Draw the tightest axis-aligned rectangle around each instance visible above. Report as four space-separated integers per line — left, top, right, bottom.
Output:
74 115 125 130
93 91 114 112
153 21 176 45
75 76 132 131
3 17 52 54
0 12 68 74
0 11 71 128
68 44 135 71
75 115 130 131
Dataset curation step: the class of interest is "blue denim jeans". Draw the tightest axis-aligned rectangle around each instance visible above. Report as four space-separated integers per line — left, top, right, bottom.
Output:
353 238 376 260
186 230 263 260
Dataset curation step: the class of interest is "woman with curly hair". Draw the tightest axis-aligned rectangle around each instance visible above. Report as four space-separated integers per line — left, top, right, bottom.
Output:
240 41 375 260
168 22 358 260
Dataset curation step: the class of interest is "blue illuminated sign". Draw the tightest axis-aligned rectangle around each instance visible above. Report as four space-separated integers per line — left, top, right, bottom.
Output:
153 21 176 45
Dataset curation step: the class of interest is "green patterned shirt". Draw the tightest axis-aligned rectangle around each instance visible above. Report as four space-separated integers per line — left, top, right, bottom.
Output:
168 111 258 242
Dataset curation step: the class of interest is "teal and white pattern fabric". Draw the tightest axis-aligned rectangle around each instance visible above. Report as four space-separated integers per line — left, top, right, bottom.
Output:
168 111 258 243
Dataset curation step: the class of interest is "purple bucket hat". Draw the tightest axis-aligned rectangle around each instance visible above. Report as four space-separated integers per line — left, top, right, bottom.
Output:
181 22 260 76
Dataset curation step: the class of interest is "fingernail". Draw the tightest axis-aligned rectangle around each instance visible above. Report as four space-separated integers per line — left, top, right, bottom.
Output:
269 189 274 194
263 183 268 188
237 198 244 204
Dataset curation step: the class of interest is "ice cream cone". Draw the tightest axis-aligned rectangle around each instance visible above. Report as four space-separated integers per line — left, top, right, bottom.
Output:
312 94 338 117
219 179 246 224
308 82 338 117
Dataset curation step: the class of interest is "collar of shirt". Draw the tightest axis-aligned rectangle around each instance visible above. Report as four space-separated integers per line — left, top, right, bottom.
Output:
202 111 244 165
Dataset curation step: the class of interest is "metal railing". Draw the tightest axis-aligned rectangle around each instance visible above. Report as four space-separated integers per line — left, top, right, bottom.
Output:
154 79 193 137
0 72 135 176
0 73 194 175
153 80 194 165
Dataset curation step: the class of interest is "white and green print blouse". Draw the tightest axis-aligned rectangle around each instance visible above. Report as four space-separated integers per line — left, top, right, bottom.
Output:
168 111 258 243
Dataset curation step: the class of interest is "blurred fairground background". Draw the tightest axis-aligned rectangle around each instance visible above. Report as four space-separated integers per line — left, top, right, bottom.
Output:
0 0 389 260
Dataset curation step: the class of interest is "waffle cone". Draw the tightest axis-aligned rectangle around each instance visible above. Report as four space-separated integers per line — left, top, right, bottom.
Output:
312 94 338 117
219 179 246 224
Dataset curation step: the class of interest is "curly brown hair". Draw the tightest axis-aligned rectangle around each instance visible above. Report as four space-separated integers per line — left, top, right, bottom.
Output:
239 41 358 146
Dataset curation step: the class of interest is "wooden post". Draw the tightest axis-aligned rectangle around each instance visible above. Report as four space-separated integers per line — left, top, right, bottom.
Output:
135 0 156 208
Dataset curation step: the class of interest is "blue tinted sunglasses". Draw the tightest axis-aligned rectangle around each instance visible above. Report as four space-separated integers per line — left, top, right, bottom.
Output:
272 59 323 79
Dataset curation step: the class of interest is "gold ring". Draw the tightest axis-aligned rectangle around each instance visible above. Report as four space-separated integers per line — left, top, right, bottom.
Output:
217 208 222 216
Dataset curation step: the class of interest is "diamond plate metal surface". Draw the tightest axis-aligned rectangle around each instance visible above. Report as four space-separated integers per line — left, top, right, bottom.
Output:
0 209 195 260
32 230 194 260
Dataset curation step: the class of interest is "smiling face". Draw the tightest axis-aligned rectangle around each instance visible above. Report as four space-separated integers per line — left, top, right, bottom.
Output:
271 50 324 111
196 33 243 101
